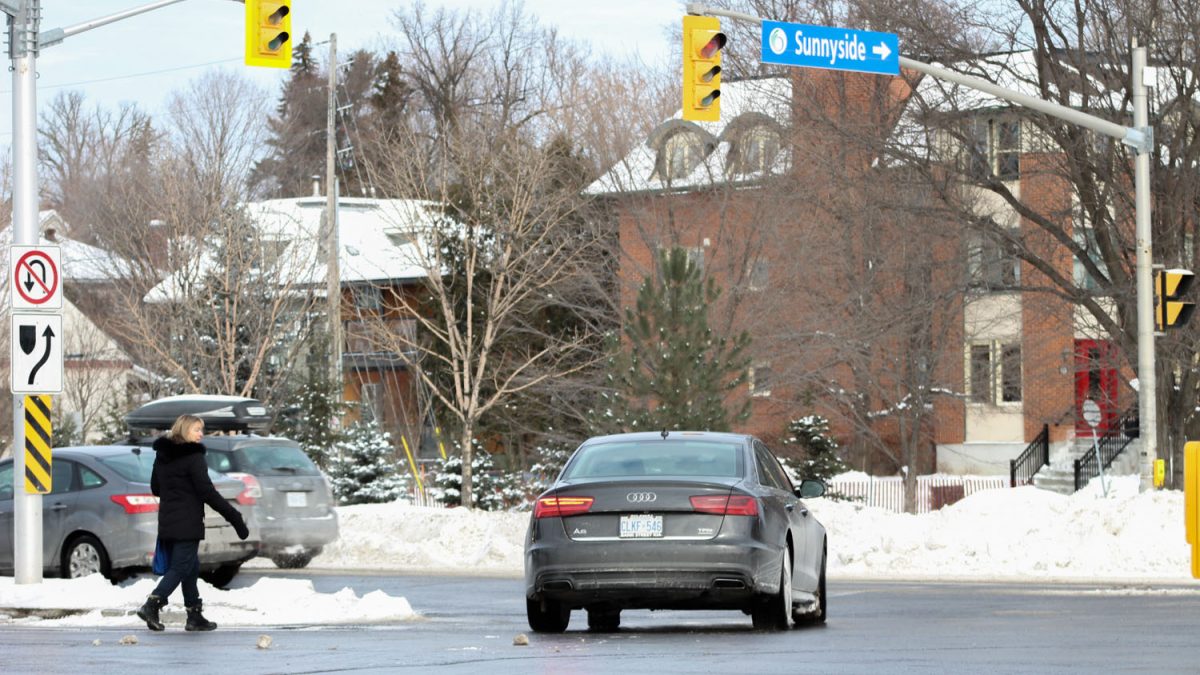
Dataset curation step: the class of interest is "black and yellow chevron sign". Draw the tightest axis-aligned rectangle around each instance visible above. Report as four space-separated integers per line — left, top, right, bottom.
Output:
24 395 52 494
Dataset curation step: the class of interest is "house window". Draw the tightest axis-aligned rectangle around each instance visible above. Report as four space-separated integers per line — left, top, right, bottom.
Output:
967 341 1022 404
352 285 382 310
966 117 1020 181
967 235 1019 290
658 131 706 181
686 246 705 273
749 363 773 398
1072 227 1109 291
747 258 769 291
730 125 781 176
360 382 383 422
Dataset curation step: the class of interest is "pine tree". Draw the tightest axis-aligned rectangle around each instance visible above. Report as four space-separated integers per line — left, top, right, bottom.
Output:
249 31 328 198
430 443 523 511
326 418 409 505
599 247 752 433
781 415 848 482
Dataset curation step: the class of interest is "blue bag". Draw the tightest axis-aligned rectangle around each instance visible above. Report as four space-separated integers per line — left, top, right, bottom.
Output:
151 537 171 575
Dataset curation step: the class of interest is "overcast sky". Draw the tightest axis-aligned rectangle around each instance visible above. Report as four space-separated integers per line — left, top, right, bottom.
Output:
0 0 683 148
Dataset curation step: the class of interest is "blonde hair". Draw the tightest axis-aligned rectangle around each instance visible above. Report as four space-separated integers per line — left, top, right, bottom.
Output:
167 414 204 442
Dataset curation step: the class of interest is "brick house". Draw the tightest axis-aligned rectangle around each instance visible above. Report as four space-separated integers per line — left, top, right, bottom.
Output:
588 54 1133 477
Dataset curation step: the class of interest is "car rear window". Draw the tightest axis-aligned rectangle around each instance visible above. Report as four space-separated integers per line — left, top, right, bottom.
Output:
562 440 744 479
99 450 158 483
100 449 228 484
236 443 320 477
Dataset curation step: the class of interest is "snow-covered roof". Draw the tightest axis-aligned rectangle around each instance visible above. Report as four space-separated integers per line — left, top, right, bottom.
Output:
0 210 132 282
587 77 793 196
144 197 442 303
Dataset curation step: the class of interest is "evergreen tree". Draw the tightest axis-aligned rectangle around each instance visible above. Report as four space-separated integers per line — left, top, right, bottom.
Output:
597 247 752 433
275 333 352 469
430 443 524 511
249 32 327 198
781 415 848 482
95 398 132 444
326 418 409 505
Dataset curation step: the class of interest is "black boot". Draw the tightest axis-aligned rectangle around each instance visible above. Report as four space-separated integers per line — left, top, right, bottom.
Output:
136 594 166 631
185 602 218 632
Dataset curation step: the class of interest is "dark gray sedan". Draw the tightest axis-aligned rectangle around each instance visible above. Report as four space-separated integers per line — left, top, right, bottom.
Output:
0 445 258 584
524 431 828 632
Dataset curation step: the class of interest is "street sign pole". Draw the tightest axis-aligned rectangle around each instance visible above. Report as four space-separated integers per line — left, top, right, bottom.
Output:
10 0 43 584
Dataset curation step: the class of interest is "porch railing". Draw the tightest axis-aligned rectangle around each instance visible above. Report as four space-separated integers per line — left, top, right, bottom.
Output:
1073 409 1137 492
1010 424 1050 487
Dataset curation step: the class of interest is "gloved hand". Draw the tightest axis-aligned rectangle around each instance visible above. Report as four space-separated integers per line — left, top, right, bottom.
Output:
233 517 250 541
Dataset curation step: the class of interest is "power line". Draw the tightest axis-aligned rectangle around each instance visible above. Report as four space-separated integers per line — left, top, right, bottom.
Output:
0 55 253 96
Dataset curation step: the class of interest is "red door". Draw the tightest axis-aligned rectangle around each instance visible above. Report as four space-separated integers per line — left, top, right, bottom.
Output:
1074 339 1118 437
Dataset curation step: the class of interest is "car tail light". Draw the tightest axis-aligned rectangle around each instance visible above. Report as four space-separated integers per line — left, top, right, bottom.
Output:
535 496 594 518
111 494 160 514
226 472 262 505
690 494 759 516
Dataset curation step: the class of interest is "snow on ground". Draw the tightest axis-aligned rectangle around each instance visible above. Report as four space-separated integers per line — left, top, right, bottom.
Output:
1 474 1195 628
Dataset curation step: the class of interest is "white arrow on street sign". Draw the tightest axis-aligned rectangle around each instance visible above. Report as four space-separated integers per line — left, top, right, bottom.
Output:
10 245 63 311
10 314 63 394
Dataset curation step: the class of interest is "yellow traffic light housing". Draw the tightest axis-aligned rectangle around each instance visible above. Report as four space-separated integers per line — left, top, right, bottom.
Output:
682 15 726 122
1155 268 1195 332
246 1 292 69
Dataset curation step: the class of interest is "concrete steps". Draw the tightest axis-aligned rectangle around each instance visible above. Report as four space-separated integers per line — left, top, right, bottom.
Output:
1031 437 1141 495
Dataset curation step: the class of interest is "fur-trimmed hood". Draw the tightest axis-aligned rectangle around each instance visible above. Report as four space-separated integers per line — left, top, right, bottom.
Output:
152 436 206 464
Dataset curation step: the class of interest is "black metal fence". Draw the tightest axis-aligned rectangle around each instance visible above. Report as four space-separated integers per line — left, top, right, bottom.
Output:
1010 424 1049 487
1073 411 1137 492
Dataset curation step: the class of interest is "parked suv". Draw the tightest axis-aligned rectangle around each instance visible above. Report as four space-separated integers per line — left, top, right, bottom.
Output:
0 445 258 585
126 395 339 569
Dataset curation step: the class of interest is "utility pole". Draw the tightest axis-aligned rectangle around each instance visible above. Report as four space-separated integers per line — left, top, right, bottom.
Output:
326 33 342 406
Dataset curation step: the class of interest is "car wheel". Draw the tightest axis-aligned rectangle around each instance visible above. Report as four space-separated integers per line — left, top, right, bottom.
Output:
752 548 793 630
271 548 316 569
200 562 241 588
586 607 621 632
62 534 111 581
527 596 570 633
796 543 827 626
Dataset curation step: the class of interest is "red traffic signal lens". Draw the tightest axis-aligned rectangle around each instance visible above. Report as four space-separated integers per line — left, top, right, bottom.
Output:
699 33 727 59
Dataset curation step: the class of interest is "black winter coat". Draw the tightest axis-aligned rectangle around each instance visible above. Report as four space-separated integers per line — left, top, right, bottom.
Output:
151 436 245 541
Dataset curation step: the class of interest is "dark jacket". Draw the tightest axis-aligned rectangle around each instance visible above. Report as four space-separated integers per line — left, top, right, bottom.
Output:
151 436 245 541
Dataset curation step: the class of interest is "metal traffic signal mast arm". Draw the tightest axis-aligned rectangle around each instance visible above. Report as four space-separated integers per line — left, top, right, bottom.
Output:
685 2 1160 492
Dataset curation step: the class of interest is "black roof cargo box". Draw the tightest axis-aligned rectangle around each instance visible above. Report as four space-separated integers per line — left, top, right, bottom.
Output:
125 395 272 433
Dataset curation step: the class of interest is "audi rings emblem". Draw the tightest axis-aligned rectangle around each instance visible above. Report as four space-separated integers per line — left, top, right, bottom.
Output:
626 491 657 503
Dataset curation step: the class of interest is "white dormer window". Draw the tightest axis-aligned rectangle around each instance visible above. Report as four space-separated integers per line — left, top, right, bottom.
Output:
658 130 705 181
730 125 781 176
385 230 415 247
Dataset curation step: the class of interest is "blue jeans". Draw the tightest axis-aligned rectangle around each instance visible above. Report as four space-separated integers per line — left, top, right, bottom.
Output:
151 539 201 607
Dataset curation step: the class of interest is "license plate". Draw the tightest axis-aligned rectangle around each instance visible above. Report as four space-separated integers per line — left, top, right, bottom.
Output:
619 514 663 538
286 492 307 507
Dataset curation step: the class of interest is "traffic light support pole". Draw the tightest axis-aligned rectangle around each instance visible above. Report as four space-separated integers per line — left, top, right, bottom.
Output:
686 3 1158 491
3 0 248 585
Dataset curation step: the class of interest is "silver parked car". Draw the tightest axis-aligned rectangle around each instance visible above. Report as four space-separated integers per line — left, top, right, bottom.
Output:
0 445 259 585
525 431 828 632
126 395 339 569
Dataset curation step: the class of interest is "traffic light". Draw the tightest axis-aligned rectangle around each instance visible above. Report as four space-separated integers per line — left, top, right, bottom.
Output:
245 1 292 69
1155 268 1195 332
682 15 726 122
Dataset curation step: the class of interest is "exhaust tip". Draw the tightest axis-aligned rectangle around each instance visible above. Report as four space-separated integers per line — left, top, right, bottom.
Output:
543 580 573 591
712 578 746 590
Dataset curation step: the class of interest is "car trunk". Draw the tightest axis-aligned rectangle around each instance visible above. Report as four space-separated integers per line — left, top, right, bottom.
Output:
551 479 738 541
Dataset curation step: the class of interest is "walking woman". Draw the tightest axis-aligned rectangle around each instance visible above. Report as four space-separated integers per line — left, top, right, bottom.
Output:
136 414 249 631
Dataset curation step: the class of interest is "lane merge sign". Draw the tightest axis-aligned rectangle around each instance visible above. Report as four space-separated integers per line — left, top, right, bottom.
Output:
761 20 899 76
10 245 62 310
10 313 63 394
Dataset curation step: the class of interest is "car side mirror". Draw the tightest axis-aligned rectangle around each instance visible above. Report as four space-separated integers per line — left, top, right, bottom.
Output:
795 479 826 499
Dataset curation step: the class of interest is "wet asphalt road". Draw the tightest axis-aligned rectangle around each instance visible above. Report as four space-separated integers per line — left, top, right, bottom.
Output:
3 570 1200 674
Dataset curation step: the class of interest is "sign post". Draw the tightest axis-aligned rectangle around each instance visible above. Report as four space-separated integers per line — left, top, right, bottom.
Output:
1082 399 1108 496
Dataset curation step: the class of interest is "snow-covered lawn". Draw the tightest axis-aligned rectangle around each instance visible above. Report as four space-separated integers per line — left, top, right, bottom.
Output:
1 474 1194 628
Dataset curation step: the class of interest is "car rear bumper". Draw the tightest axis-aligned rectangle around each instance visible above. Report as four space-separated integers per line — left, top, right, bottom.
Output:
257 511 339 554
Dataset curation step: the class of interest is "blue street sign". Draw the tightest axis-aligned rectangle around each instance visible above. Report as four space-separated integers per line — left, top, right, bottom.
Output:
761 20 899 76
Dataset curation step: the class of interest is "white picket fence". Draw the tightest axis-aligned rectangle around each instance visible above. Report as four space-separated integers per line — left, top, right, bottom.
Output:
828 474 1009 514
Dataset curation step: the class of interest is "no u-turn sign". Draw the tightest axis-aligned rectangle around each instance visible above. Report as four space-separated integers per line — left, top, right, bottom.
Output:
10 246 62 310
